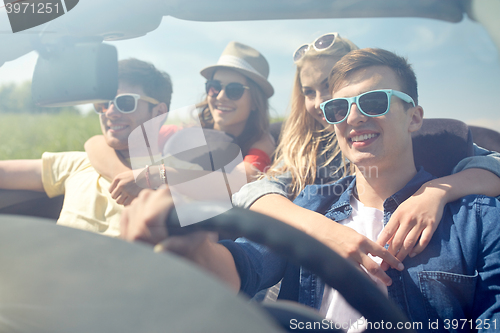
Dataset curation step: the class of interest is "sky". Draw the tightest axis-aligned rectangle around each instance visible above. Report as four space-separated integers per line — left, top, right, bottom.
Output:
1 12 500 131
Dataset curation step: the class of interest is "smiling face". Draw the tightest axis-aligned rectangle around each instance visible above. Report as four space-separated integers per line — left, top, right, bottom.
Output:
207 68 253 137
99 82 163 157
333 65 423 173
299 57 342 130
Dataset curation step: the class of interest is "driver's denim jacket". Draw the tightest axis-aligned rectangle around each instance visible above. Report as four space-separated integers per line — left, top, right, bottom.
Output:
221 168 500 332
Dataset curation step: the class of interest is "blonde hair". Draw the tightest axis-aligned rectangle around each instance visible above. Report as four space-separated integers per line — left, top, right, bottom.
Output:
265 36 358 199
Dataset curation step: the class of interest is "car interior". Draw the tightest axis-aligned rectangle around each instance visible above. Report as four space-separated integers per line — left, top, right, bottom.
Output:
1 0 499 332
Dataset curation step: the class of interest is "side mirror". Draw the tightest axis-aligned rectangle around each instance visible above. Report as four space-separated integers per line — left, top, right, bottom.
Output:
32 42 118 107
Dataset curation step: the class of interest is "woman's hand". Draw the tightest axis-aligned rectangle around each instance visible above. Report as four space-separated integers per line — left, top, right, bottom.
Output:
120 187 172 244
377 168 500 267
376 181 448 266
109 170 144 206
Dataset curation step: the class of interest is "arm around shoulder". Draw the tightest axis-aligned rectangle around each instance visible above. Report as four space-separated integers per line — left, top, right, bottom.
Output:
453 143 500 178
84 135 131 181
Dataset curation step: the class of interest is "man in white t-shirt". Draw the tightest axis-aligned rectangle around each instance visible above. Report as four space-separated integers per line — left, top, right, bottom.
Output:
0 58 171 236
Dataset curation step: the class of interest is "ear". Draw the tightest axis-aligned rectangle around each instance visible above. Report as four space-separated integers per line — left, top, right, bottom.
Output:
408 105 424 133
152 102 169 118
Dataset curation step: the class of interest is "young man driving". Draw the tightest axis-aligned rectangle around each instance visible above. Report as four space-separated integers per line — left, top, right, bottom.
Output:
120 49 500 330
0 58 172 237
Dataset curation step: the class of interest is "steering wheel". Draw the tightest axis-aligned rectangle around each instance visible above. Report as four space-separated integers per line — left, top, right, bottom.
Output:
167 202 415 333
0 204 414 333
0 214 284 332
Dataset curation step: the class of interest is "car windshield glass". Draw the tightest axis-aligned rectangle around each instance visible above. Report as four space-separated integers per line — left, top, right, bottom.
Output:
1 15 499 141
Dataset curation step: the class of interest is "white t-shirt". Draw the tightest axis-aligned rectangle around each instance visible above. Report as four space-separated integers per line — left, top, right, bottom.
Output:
319 195 388 332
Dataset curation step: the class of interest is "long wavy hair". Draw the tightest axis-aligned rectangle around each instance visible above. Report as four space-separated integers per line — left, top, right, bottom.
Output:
265 39 358 199
198 71 269 156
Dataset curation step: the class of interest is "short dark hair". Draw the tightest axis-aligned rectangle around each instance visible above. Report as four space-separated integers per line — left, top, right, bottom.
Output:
329 48 418 105
118 58 173 109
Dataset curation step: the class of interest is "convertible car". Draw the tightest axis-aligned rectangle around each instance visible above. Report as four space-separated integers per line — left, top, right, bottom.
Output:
1 0 499 332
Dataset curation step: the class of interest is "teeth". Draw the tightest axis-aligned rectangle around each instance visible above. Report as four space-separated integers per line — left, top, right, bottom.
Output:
217 106 233 111
351 133 377 142
110 126 126 130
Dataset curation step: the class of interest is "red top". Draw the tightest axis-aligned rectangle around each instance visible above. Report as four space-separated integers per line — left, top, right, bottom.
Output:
243 148 271 172
158 125 271 171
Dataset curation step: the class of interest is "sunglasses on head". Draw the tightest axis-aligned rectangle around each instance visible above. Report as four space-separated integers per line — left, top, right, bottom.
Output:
320 89 415 124
205 80 249 101
293 32 339 62
93 94 159 114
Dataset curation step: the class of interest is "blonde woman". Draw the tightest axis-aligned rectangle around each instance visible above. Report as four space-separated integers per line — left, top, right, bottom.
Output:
233 33 500 285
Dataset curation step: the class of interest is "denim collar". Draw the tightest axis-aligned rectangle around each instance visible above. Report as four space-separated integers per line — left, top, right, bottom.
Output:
324 167 435 221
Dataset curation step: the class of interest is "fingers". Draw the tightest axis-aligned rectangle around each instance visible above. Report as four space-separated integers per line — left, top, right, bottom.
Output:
122 188 172 245
115 193 127 205
110 181 141 205
386 221 413 257
155 232 215 257
376 218 398 247
366 240 404 273
409 228 433 257
110 182 121 200
393 227 421 262
359 253 393 286
342 234 403 286
123 196 134 206
378 212 416 255
384 213 438 262
109 177 118 193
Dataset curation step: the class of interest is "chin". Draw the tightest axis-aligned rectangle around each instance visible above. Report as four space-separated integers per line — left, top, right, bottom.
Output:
104 137 127 151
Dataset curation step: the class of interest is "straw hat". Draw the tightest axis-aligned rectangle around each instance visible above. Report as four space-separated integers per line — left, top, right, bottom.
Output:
200 41 274 98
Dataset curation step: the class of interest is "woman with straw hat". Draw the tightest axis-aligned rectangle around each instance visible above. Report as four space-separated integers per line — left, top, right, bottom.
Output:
198 41 275 173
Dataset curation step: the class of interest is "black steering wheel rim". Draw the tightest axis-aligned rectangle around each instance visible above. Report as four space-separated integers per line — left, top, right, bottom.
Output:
0 214 286 333
167 203 416 333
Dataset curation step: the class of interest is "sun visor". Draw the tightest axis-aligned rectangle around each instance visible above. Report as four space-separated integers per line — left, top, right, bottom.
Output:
32 42 118 107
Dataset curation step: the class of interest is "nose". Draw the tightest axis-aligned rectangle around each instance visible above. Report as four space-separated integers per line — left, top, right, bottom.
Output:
215 87 229 101
104 101 121 118
345 102 367 125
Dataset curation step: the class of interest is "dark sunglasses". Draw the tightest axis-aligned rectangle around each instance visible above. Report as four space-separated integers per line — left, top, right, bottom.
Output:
205 80 249 101
293 33 338 62
320 89 415 124
93 94 159 114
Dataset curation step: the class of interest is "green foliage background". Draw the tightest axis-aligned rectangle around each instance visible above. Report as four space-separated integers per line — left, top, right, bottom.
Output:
0 81 79 114
0 81 101 159
0 81 285 160
0 112 102 160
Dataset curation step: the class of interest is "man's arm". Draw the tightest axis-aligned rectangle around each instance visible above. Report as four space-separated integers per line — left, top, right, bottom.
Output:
0 159 44 191
85 135 144 205
84 135 131 181
473 197 500 330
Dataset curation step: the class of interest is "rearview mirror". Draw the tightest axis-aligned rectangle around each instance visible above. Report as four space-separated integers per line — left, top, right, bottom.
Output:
32 42 118 107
